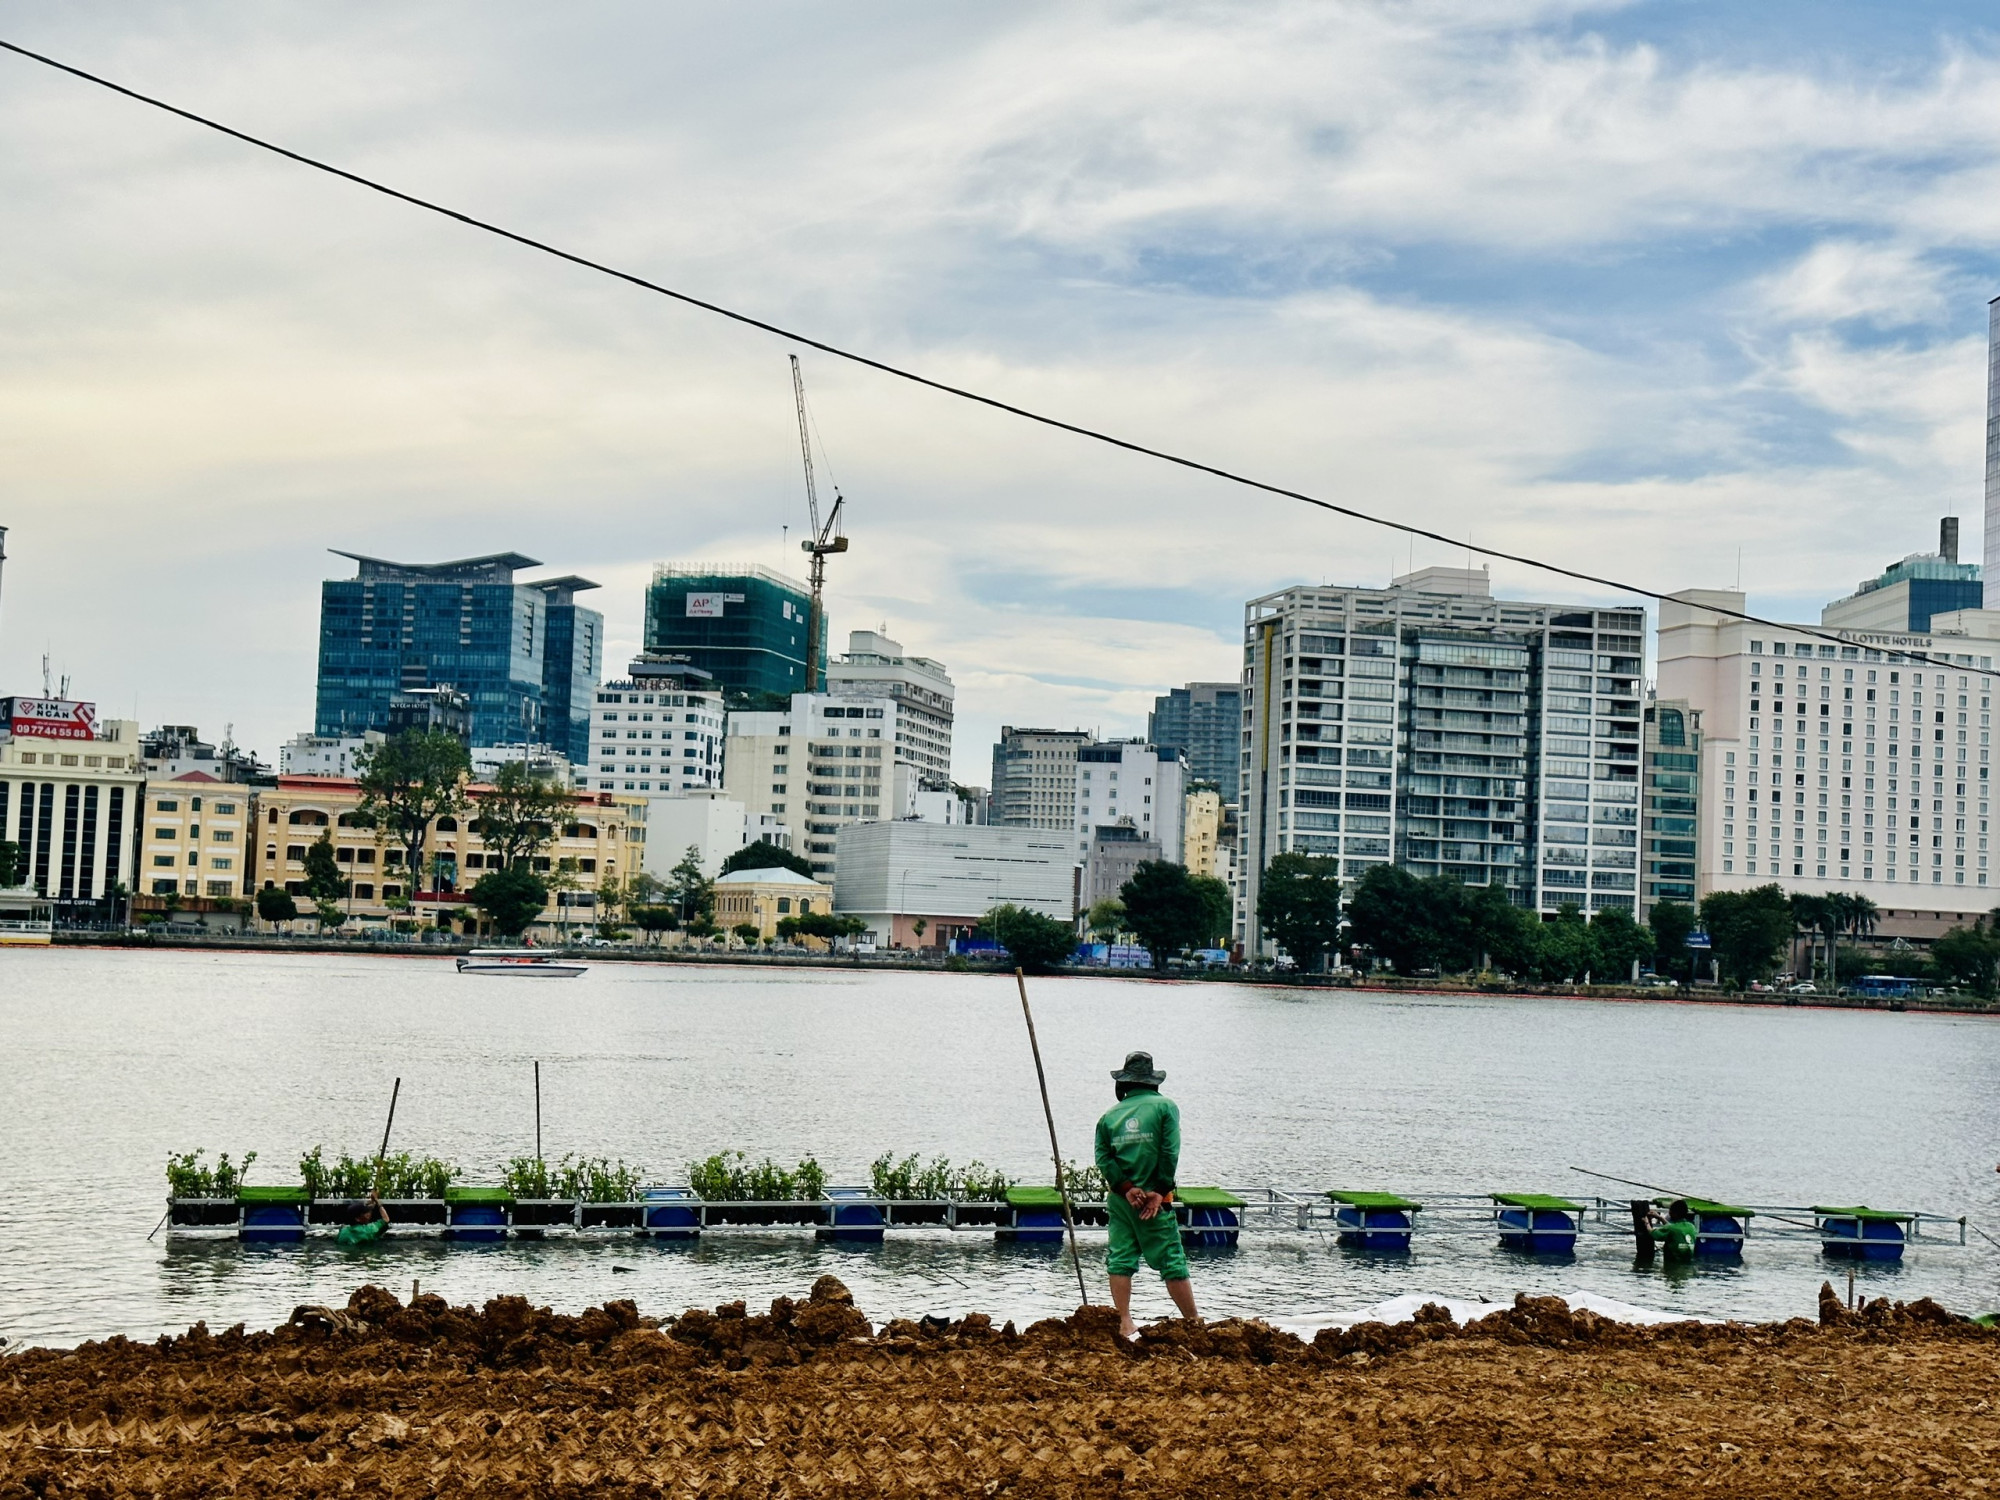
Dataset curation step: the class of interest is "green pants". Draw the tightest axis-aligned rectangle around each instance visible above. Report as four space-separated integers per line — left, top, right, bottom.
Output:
1106 1193 1189 1282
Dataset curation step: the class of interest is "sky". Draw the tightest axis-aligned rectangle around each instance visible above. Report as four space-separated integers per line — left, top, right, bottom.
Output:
2 1 1999 782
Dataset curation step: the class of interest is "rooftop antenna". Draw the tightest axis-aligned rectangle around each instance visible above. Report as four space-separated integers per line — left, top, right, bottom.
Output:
41 651 52 698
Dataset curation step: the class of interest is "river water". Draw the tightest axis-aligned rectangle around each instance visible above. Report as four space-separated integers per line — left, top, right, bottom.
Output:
5 947 1999 1348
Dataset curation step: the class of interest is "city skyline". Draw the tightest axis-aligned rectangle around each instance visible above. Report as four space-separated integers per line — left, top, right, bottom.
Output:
6 6 2000 780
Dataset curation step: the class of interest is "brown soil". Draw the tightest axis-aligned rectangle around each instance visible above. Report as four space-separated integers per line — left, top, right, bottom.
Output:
4 1278 1996 1497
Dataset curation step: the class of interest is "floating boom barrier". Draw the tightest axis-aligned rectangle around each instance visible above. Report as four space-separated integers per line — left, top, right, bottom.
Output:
163 1187 1970 1262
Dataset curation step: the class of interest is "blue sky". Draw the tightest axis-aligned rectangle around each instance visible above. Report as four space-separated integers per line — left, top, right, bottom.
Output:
1 1 1998 777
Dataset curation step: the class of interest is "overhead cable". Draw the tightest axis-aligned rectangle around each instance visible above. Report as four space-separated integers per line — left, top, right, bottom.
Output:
3 34 1997 681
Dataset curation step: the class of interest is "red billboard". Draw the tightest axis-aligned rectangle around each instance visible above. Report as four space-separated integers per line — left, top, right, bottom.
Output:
5 697 97 741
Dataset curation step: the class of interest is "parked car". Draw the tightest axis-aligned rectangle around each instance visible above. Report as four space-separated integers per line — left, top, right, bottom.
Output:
1747 981 1775 993
1785 981 1819 995
1637 974 1677 988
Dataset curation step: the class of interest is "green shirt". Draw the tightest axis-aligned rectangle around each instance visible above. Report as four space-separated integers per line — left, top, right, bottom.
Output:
337 1216 389 1246
1651 1215 1698 1258
1095 1090 1180 1196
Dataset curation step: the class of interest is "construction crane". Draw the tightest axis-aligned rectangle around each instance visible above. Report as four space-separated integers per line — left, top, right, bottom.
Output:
790 353 847 693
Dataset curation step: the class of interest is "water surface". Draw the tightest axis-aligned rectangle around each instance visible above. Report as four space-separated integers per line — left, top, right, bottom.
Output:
5 947 1998 1347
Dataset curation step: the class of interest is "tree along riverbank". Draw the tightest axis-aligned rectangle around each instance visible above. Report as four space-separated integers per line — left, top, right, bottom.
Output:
42 929 2000 1016
2 1278 1993 1497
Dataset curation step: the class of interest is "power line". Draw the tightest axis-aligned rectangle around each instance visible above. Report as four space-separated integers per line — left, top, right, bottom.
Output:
3 33 1998 684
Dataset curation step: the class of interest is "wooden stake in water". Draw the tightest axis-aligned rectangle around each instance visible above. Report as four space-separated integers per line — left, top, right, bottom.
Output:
1015 968 1090 1309
374 1077 401 1183
534 1060 542 1161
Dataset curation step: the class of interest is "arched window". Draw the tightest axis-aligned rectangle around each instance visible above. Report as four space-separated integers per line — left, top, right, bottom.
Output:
798 898 812 915
288 810 329 826
777 898 791 914
435 817 458 832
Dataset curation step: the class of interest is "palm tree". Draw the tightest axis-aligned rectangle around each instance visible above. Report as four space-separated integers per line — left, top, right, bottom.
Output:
1788 893 1827 981
1847 894 1880 943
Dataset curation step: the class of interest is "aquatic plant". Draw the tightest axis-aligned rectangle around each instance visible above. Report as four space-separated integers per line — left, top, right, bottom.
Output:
688 1151 827 1201
867 1154 1014 1202
165 1149 258 1197
554 1156 647 1203
1058 1160 1107 1199
295 1145 459 1198
503 1155 553 1199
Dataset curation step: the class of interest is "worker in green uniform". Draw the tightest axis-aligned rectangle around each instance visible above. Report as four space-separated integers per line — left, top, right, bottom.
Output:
336 1188 391 1247
1094 1051 1198 1338
1632 1197 1698 1262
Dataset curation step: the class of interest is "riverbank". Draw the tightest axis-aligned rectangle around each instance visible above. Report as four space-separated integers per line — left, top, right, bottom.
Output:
46 929 2000 1017
3 1279 1993 1497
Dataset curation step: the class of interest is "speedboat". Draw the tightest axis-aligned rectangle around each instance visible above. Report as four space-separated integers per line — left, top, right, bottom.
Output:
455 948 586 977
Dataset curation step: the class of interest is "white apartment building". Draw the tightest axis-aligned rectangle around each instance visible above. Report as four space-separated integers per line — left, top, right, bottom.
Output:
1 699 145 920
472 742 578 788
726 692 909 881
1658 588 2000 929
1075 739 1185 860
280 731 382 777
589 658 724 795
826 629 954 783
1239 570 1648 957
991 727 1093 831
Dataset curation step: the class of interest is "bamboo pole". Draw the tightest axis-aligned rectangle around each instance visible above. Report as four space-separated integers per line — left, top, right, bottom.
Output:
374 1077 401 1184
1015 968 1090 1308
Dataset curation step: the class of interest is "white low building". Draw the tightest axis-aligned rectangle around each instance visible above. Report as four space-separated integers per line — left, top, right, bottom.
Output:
1659 587 2000 935
280 730 382 777
832 820 1076 950
641 791 749 880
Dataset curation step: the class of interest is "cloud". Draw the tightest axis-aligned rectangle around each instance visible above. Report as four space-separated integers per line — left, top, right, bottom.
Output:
0 2 1997 780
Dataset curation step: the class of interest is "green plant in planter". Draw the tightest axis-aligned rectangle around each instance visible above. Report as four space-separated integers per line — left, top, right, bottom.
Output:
867 1153 1014 1201
503 1155 553 1199
687 1150 825 1201
1058 1160 1107 1199
296 1145 459 1197
165 1149 258 1197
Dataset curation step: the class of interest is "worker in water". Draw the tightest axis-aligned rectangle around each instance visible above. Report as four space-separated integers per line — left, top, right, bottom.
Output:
336 1187 391 1247
1631 1197 1699 1262
1095 1051 1198 1338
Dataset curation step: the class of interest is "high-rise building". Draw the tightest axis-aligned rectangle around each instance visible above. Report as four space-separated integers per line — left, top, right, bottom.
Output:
1639 700 1701 919
724 690 918 882
314 551 602 749
1148 682 1242 791
1985 296 2000 610
826 630 954 783
587 658 725 796
644 565 820 702
1657 587 2000 935
1238 568 1647 958
534 576 603 767
1823 519 1981 634
1075 740 1184 861
991 728 1093 831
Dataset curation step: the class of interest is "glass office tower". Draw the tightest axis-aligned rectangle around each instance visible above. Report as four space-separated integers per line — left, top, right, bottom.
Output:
315 551 601 750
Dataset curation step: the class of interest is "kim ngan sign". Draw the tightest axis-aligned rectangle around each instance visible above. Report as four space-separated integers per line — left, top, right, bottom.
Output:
4 697 97 740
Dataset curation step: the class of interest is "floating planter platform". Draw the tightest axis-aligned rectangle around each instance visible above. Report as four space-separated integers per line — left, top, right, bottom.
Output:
1492 1193 1582 1255
238 1186 311 1243
158 1183 1971 1262
1175 1187 1246 1249
445 1186 512 1242
1814 1205 1915 1262
1669 1197 1753 1259
1328 1190 1423 1252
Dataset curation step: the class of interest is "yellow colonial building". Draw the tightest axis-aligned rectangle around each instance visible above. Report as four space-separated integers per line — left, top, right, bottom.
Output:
711 866 833 941
252 775 637 934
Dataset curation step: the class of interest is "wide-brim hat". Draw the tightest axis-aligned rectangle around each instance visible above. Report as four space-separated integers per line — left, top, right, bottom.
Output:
1110 1050 1166 1086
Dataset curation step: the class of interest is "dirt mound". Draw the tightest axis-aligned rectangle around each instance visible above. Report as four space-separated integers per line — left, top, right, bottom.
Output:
5 1284 1999 1497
